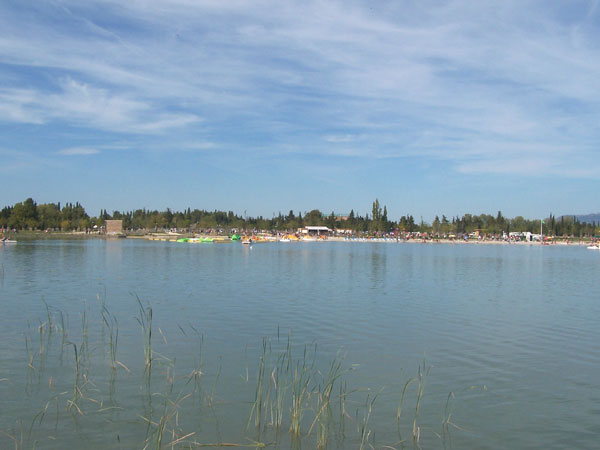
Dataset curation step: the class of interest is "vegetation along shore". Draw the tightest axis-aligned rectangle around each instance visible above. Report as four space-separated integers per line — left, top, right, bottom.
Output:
2 198 598 243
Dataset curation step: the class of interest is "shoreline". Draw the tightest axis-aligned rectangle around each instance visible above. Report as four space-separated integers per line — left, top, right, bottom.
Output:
3 231 593 247
326 236 589 246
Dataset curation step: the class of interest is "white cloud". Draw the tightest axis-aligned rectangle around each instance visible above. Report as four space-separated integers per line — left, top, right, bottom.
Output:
325 134 359 143
0 0 599 177
0 88 45 124
0 148 58 173
180 142 216 151
0 78 202 133
57 147 100 156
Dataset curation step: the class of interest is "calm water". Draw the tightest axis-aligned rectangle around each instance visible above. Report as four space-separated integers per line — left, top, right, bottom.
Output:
1 239 599 449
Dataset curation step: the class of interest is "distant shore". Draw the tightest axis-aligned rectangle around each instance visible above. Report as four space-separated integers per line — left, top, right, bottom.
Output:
326 236 590 246
2 230 594 247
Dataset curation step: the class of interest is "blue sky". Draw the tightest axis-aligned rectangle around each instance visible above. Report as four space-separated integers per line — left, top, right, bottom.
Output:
2 0 599 221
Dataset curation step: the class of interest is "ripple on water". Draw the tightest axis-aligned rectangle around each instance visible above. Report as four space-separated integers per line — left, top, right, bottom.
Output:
1 240 599 449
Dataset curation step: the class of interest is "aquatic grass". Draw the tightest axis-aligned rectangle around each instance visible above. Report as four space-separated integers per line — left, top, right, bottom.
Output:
38 321 45 358
266 332 294 431
207 358 222 407
109 317 119 370
80 309 89 363
186 439 267 447
244 336 346 444
289 343 316 436
58 308 67 349
308 353 348 449
37 302 68 359
42 298 53 335
136 296 153 371
246 341 287 434
439 384 487 446
185 329 205 404
245 337 364 447
9 302 471 449
412 360 430 445
141 359 196 450
397 376 415 442
395 359 431 446
271 352 289 430
0 422 23 450
100 305 125 371
338 380 349 439
443 391 455 432
65 341 81 412
24 333 34 369
34 320 50 377
27 400 50 441
248 338 268 430
97 289 108 331
141 392 194 450
358 392 377 450
441 391 455 447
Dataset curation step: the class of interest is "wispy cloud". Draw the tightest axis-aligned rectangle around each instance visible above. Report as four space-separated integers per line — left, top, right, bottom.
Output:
0 78 202 134
0 88 45 124
325 134 359 143
57 146 100 156
179 142 217 151
0 148 58 173
1 0 600 214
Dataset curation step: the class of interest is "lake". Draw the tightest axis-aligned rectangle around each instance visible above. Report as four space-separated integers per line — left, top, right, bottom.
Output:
1 239 599 449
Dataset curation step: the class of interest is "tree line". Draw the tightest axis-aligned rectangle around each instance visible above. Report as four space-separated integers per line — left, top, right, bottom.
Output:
1 198 598 237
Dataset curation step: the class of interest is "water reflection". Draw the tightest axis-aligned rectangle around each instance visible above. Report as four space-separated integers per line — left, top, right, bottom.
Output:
105 239 123 273
1 241 599 449
368 246 387 289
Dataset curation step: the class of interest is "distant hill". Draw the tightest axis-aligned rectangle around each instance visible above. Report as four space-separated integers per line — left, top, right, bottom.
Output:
561 213 600 224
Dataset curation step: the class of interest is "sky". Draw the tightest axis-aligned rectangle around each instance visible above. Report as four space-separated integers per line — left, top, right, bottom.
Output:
1 0 600 222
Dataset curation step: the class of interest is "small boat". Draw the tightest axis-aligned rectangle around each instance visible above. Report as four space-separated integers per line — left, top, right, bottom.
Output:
587 245 600 250
242 238 252 245
279 238 290 242
1 239 17 244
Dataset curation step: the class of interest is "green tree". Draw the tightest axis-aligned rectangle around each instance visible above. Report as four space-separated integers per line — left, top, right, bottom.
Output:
432 215 441 234
348 209 355 227
304 209 323 226
9 198 39 229
37 203 61 230
0 206 13 228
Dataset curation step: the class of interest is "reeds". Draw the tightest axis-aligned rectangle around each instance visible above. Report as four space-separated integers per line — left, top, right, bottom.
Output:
141 391 194 449
136 296 153 371
308 353 347 449
358 392 377 450
248 338 268 430
186 328 204 399
396 359 431 447
5 302 469 450
25 333 34 369
101 305 126 371
65 341 82 413
289 343 316 436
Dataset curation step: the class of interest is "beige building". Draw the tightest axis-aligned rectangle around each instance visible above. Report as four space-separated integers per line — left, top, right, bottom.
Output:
105 220 123 235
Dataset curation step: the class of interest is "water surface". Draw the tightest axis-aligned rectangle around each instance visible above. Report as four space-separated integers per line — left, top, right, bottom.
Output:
1 240 598 449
